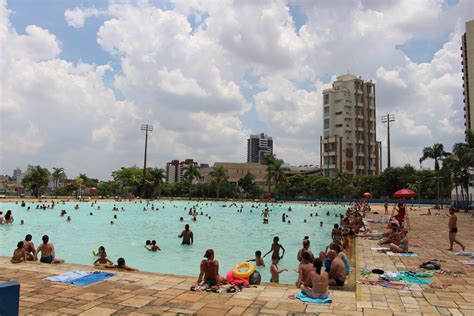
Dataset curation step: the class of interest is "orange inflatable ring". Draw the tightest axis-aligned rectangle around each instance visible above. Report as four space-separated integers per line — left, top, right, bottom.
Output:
232 262 255 279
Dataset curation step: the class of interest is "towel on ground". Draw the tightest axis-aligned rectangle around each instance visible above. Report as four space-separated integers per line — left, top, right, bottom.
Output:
456 251 473 256
401 253 418 257
45 270 91 284
71 272 115 286
460 260 474 265
296 291 332 303
408 242 422 248
357 279 407 290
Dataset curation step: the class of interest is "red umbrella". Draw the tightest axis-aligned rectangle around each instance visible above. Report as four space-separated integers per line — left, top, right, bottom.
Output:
393 188 416 199
362 192 372 199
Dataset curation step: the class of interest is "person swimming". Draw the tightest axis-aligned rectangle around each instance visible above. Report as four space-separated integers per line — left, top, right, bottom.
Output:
145 240 161 251
93 247 113 266
105 258 137 271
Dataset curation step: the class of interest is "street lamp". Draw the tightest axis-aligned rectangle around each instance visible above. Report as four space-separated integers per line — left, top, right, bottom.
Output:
415 180 422 208
141 124 153 199
381 114 395 168
434 176 442 209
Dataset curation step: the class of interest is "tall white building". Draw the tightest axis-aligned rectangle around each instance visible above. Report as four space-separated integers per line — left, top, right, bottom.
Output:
247 133 273 163
462 20 474 138
320 74 381 178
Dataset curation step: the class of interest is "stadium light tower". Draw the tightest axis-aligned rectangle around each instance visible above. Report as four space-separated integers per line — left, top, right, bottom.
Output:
381 114 395 168
141 124 153 198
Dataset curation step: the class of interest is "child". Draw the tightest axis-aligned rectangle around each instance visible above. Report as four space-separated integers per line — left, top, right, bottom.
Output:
270 255 287 283
11 241 26 263
145 240 161 251
94 247 113 266
93 245 106 256
106 258 138 271
448 207 465 251
264 236 285 259
248 250 265 267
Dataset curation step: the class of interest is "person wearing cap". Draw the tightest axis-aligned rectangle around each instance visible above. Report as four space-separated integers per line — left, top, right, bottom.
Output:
196 249 223 287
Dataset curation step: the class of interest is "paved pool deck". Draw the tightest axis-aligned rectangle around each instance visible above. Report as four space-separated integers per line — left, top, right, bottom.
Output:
0 206 473 315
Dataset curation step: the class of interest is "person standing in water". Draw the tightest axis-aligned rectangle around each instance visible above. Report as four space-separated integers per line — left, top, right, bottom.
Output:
178 224 194 245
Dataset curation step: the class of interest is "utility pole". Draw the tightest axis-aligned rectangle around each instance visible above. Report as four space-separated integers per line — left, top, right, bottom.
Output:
141 124 153 198
381 114 395 168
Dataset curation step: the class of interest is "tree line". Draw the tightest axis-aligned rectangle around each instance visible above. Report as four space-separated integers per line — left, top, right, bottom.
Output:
19 132 473 204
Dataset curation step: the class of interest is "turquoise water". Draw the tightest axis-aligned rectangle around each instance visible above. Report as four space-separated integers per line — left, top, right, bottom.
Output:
0 201 346 284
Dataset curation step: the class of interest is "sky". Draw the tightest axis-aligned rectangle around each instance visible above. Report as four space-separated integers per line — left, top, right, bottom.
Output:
0 0 473 180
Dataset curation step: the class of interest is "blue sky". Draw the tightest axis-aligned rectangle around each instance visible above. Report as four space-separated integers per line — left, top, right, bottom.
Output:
1 0 472 179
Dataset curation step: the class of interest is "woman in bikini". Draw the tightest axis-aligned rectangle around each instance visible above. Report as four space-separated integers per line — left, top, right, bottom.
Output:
300 258 329 299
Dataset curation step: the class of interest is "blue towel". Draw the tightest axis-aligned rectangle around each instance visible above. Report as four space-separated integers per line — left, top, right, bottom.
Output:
402 253 418 257
341 255 351 273
296 291 332 303
71 272 115 286
396 276 432 285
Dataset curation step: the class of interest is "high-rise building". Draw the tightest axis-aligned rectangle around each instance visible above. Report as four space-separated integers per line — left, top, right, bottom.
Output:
462 20 474 138
247 133 273 163
166 159 204 183
320 74 381 178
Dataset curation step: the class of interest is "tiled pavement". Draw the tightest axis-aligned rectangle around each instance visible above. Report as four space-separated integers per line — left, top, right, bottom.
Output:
0 206 473 315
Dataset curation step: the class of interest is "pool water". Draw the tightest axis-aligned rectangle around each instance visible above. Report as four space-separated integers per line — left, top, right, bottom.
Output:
0 201 347 284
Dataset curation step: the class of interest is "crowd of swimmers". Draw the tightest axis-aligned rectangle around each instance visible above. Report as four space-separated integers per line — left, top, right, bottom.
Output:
4 199 468 295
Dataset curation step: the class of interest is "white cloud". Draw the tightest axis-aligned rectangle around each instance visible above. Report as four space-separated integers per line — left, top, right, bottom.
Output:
64 7 102 28
1 0 473 179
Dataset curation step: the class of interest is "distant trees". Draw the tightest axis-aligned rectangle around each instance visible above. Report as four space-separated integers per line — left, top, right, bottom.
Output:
51 167 66 191
183 164 200 197
209 165 228 199
22 166 50 197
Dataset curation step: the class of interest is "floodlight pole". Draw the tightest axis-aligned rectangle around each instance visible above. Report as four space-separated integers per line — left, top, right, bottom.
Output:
381 114 395 168
141 124 153 198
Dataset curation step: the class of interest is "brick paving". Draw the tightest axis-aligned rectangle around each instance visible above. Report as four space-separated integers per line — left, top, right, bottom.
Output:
0 206 473 315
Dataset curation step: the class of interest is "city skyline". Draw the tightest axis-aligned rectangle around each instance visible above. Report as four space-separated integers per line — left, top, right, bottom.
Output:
0 1 473 180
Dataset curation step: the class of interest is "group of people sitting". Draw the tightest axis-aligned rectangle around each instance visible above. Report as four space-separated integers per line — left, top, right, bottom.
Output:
11 234 64 264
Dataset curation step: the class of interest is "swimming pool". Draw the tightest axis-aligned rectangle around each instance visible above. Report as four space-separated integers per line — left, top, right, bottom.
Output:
0 201 347 284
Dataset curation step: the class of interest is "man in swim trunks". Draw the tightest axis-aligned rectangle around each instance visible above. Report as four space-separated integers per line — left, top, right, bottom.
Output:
327 250 345 286
11 241 26 263
178 224 193 245
22 234 36 260
296 252 315 287
448 207 465 251
35 235 64 264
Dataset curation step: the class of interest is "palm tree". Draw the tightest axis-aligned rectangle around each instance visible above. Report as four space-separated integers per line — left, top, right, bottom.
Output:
419 143 448 172
183 164 200 198
261 154 288 194
450 131 474 209
262 154 276 192
150 168 166 198
209 165 228 199
51 167 66 191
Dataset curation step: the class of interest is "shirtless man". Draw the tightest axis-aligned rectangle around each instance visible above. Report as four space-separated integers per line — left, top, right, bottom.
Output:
178 224 194 245
448 207 465 251
296 252 315 287
327 250 345 286
301 258 329 299
297 239 314 262
263 236 285 259
35 235 64 264
196 249 224 287
22 234 36 260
